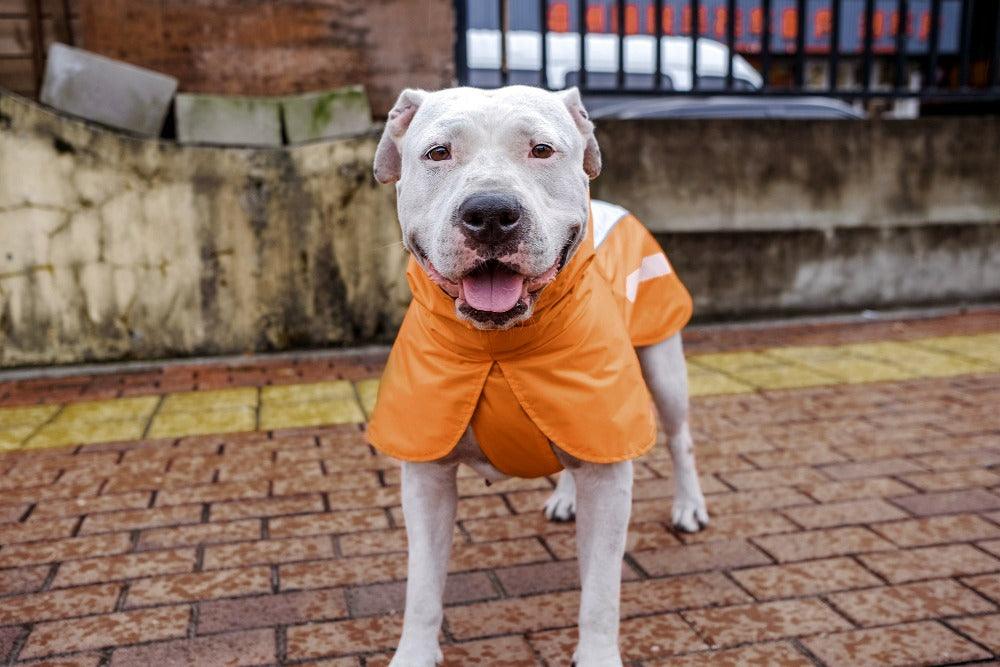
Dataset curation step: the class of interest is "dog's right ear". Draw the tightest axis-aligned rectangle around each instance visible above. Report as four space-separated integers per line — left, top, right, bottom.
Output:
374 89 427 184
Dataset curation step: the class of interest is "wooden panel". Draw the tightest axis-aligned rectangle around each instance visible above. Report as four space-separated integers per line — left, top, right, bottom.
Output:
0 55 34 94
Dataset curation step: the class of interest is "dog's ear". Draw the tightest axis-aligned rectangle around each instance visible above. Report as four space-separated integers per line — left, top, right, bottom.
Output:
374 88 427 184
559 87 601 179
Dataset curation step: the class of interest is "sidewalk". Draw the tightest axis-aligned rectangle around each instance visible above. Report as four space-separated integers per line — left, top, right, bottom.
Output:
1 310 998 666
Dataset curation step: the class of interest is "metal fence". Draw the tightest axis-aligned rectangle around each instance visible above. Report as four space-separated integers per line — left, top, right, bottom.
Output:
454 0 1000 102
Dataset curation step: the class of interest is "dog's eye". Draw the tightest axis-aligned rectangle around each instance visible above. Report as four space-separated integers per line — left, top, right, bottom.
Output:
531 144 554 159
426 145 451 161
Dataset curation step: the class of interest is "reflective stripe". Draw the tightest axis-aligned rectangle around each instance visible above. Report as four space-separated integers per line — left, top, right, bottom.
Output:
625 253 672 302
591 199 629 248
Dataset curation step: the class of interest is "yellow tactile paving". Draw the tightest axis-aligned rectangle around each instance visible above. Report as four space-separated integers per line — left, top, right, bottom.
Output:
689 351 781 373
0 405 60 429
25 420 146 449
0 332 996 452
909 333 1000 367
0 426 35 451
146 407 257 439
840 341 991 377
258 399 365 431
356 378 380 418
58 396 160 422
261 381 356 405
158 388 258 414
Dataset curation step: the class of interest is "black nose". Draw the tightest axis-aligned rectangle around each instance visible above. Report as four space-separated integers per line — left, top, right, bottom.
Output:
458 193 522 245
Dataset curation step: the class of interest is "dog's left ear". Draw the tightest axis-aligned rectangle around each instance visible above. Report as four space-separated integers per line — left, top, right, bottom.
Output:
560 87 601 179
374 88 427 184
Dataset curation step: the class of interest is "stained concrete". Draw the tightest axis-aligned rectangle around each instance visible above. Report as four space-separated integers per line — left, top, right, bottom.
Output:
593 118 1000 232
0 92 408 368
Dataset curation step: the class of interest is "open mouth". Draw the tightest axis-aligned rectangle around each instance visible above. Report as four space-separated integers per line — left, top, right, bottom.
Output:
417 228 580 328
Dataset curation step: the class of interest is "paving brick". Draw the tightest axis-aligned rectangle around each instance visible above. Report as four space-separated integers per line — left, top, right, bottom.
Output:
901 467 1000 491
949 613 1000 653
820 457 926 480
203 535 334 569
52 548 196 588
286 615 402 659
962 573 1000 603
210 494 325 521
621 573 750 615
718 467 830 490
0 564 51 595
872 513 1000 547
802 621 990 666
109 628 276 667
126 567 272 606
827 579 996 626
631 539 772 576
799 477 915 503
0 533 133 567
267 509 390 538
0 582 120 625
891 488 1000 517
156 481 269 506
529 612 706 663
683 599 852 647
280 554 407 590
19 606 190 659
0 517 79 545
732 557 881 600
752 526 894 562
31 491 153 519
79 504 203 535
136 519 262 550
859 544 1000 583
653 641 813 666
199 589 349 634
781 498 909 529
347 571 498 617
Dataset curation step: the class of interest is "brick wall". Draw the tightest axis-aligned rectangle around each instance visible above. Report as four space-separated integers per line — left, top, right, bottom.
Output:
75 0 455 116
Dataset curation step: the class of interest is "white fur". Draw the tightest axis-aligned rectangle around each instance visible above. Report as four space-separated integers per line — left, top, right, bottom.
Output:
379 86 708 666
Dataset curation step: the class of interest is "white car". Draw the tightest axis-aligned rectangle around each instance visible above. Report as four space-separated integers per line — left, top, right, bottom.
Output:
466 29 764 91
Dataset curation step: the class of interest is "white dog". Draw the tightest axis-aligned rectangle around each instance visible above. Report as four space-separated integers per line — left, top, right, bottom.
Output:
368 85 709 667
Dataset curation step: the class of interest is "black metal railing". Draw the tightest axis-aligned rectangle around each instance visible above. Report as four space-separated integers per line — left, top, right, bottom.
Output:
454 0 1000 102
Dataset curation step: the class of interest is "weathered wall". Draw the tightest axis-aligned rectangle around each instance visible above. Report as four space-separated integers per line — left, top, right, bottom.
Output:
0 92 409 367
592 118 1000 232
76 0 454 116
2 93 999 367
590 117 1000 320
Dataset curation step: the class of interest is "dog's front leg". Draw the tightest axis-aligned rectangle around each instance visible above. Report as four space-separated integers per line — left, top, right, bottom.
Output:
572 460 633 667
390 460 458 667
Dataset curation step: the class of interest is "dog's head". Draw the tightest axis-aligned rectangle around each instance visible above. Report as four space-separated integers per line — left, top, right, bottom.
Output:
373 86 601 329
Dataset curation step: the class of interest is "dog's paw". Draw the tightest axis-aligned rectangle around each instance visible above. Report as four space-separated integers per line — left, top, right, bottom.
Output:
388 645 442 667
543 489 576 522
671 490 709 533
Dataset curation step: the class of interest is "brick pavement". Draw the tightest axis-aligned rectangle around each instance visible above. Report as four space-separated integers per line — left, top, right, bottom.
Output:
0 310 998 665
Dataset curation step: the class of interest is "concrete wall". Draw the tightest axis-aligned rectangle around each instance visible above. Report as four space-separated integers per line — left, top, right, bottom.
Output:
1 93 999 367
592 118 1000 233
590 117 1000 320
0 92 409 368
76 0 454 117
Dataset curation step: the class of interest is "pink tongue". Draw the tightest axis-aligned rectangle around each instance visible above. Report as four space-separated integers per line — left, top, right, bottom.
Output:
462 266 525 312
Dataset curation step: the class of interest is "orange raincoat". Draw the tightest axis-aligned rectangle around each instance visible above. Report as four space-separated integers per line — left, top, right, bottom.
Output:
367 200 692 478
